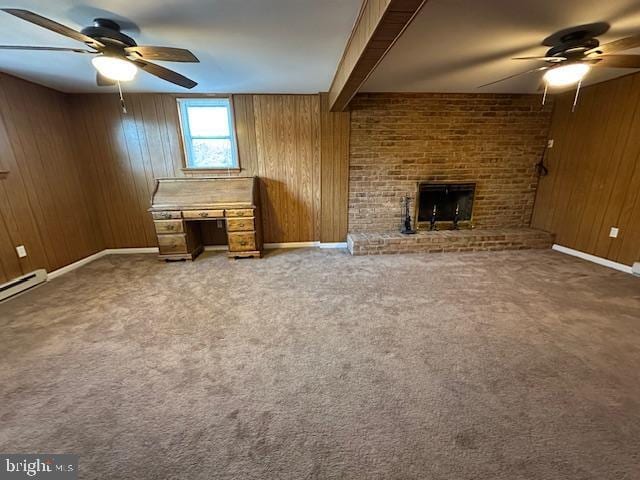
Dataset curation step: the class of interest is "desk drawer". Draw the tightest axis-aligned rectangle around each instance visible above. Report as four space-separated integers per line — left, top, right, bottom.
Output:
154 219 184 234
226 208 254 218
152 211 181 220
228 232 256 252
226 217 255 232
157 234 188 255
183 209 224 220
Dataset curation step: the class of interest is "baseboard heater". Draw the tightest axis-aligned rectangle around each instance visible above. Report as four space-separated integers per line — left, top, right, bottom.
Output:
0 269 47 302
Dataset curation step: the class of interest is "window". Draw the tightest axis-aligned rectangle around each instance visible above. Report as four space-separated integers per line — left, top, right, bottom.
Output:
178 98 239 169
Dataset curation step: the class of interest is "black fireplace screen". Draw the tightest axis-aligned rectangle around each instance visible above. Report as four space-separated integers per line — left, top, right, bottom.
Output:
417 183 476 223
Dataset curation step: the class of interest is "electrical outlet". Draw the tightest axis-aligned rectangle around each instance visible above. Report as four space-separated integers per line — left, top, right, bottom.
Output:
16 245 27 258
547 139 554 148
609 227 619 238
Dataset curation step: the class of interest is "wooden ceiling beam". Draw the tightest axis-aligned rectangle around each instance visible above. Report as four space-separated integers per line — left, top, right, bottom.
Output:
328 0 428 111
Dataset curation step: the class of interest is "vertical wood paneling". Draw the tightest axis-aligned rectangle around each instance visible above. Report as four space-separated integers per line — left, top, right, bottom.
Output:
233 95 259 176
320 93 350 242
0 79 350 284
253 95 321 242
531 73 640 266
68 93 345 247
0 82 349 281
0 74 103 283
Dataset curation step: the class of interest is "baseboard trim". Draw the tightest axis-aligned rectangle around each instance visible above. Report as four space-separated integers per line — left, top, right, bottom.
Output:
48 247 158 280
264 242 320 249
552 244 633 274
204 245 228 251
47 250 109 280
319 242 348 249
47 242 348 281
104 247 159 255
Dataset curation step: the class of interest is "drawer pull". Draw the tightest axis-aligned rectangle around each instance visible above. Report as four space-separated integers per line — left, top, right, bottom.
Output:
199 212 209 218
161 212 171 219
240 241 247 246
166 224 176 230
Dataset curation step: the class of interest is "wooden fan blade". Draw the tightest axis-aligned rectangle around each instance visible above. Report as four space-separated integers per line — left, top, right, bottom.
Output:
132 59 197 89
96 72 116 87
586 33 640 55
591 54 640 69
125 46 199 63
513 56 566 63
0 45 95 53
478 66 549 88
1 9 104 49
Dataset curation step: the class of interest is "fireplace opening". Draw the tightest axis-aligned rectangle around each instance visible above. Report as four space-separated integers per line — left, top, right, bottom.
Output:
416 182 476 228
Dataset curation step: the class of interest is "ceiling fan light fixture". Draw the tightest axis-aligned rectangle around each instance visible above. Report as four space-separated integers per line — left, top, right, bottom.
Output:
543 63 590 87
91 55 137 81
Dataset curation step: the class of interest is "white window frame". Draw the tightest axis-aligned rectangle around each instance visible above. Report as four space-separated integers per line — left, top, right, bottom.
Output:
177 97 240 170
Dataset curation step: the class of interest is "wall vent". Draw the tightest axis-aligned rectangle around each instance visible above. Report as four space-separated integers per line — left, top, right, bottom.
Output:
0 269 47 302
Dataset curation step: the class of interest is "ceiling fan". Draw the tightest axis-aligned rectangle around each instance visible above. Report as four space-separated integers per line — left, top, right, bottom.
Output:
0 9 199 89
479 23 640 91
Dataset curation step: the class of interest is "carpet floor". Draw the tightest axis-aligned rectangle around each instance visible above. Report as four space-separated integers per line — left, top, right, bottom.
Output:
1 249 639 479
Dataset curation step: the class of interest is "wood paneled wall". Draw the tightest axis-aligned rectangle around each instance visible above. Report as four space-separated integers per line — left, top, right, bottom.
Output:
253 95 321 242
0 74 103 284
67 92 350 248
0 78 349 284
320 93 350 242
531 73 640 266
68 93 185 248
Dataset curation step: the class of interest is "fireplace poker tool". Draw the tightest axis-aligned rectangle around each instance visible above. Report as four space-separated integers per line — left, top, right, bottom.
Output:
400 196 416 234
429 204 438 231
453 203 460 230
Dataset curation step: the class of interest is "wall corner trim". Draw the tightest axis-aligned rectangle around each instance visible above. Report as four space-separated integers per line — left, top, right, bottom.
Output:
552 244 634 275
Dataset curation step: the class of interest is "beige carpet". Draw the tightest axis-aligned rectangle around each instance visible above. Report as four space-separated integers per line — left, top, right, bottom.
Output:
1 249 639 479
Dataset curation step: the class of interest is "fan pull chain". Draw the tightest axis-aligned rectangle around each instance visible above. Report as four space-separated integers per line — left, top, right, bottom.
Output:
572 79 583 112
541 82 548 107
117 80 127 114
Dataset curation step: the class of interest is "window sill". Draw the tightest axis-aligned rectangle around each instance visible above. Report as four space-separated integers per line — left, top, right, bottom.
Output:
181 167 241 174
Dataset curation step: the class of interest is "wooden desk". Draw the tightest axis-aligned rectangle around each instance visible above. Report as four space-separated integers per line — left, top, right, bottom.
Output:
149 176 263 260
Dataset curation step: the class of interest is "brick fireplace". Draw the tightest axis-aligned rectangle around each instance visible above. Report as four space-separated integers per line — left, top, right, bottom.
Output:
347 93 555 254
349 93 553 232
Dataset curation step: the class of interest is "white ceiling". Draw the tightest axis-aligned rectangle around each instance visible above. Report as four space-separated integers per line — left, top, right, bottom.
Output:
363 0 640 93
0 0 362 93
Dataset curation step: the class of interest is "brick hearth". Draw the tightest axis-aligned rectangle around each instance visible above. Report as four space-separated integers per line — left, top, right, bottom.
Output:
347 228 554 256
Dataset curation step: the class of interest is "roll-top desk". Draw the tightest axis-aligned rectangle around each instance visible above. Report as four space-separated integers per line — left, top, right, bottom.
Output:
149 176 263 260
